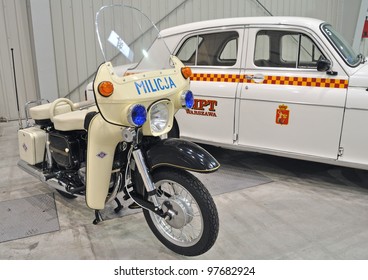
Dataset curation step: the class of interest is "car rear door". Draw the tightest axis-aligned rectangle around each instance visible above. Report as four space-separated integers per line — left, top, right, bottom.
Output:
174 27 245 145
237 27 348 159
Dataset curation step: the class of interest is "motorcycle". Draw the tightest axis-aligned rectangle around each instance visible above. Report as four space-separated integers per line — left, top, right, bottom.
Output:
16 4 220 256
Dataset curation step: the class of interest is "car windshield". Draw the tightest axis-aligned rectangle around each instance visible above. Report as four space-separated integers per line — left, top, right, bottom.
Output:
321 23 360 67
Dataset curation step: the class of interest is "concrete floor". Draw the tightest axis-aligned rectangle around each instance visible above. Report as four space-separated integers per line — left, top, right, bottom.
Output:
1 120 368 260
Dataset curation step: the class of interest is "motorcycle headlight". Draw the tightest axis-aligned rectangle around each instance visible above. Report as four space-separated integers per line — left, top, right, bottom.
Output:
181 90 194 109
150 102 170 133
127 104 147 127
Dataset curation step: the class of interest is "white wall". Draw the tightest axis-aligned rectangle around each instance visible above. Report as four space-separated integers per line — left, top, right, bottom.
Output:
48 0 189 102
46 0 356 102
0 0 37 121
29 0 58 102
1 0 367 120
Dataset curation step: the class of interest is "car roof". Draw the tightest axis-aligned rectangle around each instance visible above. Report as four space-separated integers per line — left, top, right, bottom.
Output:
160 16 326 37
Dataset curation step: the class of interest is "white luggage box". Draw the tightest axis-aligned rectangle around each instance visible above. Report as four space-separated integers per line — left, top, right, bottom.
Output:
18 127 46 165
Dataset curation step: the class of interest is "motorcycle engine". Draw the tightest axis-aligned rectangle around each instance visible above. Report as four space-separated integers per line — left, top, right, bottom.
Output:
49 131 86 169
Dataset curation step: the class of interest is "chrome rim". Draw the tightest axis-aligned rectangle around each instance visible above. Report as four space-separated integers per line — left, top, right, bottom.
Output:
149 179 204 247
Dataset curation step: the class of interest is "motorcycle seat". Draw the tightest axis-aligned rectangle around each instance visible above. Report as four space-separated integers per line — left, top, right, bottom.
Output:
53 106 98 131
29 99 95 121
29 102 71 120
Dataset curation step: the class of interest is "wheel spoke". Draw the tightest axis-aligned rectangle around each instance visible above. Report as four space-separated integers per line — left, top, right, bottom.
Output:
185 223 197 240
149 178 204 247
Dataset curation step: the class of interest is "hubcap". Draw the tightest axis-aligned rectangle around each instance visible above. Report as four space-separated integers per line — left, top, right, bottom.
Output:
163 197 193 229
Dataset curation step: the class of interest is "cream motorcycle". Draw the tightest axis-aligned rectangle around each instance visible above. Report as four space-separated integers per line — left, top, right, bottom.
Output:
17 5 219 256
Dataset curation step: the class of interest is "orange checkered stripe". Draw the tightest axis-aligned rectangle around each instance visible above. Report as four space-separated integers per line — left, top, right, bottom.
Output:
190 73 348 89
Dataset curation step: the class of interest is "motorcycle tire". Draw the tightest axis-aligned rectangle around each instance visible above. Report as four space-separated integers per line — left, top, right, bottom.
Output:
143 167 219 256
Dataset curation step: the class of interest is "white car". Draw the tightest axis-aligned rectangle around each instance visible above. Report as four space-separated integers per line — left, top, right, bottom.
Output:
153 16 368 171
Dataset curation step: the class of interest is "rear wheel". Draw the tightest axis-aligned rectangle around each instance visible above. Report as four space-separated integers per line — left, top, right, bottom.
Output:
143 168 219 256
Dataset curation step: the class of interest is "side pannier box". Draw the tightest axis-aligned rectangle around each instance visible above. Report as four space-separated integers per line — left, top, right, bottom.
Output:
18 127 46 165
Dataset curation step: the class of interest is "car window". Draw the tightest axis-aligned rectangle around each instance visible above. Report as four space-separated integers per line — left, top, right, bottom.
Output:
254 30 325 69
254 34 270 61
176 31 239 67
176 36 203 65
281 34 298 67
219 38 238 61
299 35 323 68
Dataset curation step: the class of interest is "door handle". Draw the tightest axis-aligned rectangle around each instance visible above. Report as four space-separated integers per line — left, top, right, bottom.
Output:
252 74 264 83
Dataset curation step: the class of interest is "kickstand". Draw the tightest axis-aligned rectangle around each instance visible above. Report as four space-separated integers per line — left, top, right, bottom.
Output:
93 210 103 225
114 197 123 213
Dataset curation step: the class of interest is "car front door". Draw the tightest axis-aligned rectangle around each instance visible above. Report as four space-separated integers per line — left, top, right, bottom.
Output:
237 27 348 159
174 28 245 145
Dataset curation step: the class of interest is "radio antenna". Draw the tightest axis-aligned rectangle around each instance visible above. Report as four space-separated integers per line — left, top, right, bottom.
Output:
10 48 23 129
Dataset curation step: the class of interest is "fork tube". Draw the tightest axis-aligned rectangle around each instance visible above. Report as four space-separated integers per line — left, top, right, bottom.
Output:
132 148 160 209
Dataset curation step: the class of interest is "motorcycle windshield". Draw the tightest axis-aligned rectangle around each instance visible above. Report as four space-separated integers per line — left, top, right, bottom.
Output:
95 4 173 76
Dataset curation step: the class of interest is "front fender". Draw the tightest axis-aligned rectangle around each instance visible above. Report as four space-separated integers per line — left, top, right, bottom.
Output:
145 138 220 173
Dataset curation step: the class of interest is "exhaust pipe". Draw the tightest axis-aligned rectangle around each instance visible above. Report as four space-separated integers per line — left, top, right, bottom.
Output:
18 160 119 199
17 160 80 195
18 160 47 182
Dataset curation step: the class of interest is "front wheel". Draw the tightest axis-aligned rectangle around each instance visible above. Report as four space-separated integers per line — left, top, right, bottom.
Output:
143 168 219 256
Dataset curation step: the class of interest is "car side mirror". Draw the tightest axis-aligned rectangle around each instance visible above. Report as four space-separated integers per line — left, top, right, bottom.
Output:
317 58 331 72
